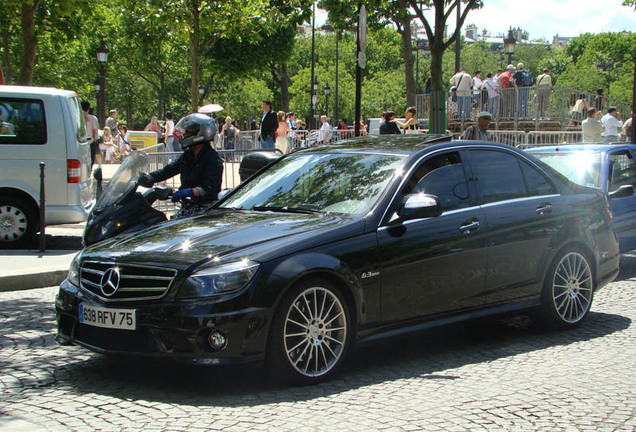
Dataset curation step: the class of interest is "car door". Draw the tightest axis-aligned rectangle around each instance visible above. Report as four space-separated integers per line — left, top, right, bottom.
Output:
606 149 636 236
377 151 488 322
466 149 563 304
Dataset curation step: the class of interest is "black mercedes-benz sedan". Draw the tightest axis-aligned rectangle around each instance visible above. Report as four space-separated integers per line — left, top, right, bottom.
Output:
56 136 620 384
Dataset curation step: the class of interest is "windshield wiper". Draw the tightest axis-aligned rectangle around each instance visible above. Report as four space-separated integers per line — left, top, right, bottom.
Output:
251 206 322 215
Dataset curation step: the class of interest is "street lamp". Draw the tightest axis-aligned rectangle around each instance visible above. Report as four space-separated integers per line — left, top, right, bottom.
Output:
503 28 516 65
93 77 100 112
311 77 319 128
597 57 622 97
96 39 109 126
198 83 205 106
324 83 330 117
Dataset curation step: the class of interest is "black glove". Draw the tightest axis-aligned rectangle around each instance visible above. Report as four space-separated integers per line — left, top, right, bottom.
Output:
138 172 155 188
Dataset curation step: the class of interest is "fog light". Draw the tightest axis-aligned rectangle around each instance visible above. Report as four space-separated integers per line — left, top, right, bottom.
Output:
208 331 227 350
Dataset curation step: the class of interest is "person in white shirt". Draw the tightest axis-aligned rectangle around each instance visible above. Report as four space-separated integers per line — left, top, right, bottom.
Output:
483 72 499 119
449 70 472 121
582 108 603 143
318 115 332 145
601 107 623 144
472 70 484 112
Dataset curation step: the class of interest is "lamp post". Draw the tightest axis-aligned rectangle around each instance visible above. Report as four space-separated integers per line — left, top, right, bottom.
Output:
503 28 516 66
597 57 622 98
198 83 205 106
96 39 109 126
324 83 330 118
309 0 317 130
93 77 100 111
311 77 319 128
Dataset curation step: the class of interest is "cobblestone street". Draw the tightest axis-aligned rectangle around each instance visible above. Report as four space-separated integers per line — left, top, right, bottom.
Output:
1 253 635 431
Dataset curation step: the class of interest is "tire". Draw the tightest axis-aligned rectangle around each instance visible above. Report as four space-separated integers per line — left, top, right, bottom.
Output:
267 278 352 384
0 197 38 249
539 248 594 329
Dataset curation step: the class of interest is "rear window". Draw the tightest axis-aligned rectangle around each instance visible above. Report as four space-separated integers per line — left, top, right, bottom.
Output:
65 95 89 143
0 98 47 145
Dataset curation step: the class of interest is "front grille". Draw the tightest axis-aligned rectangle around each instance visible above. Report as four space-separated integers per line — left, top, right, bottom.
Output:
80 261 177 302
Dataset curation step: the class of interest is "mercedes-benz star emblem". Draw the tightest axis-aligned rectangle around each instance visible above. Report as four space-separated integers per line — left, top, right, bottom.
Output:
100 267 121 297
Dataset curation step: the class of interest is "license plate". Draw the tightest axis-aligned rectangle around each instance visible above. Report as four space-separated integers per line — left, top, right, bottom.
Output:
79 304 136 330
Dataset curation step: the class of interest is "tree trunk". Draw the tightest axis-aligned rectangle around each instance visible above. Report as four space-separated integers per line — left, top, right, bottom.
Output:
2 27 12 84
18 1 38 86
280 64 290 112
397 2 416 108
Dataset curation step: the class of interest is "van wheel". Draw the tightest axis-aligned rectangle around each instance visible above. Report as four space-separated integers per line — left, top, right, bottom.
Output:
267 278 352 385
0 198 37 249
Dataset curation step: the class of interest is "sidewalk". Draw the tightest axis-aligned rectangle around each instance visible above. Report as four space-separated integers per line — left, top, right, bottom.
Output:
0 224 83 292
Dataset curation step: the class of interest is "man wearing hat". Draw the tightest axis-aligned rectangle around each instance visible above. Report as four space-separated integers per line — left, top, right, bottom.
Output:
461 111 492 141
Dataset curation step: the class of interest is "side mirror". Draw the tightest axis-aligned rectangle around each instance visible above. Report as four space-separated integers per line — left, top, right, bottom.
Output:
609 184 634 199
389 193 442 225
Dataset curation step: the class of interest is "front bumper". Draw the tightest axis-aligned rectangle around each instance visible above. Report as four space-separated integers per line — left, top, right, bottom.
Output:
55 279 271 364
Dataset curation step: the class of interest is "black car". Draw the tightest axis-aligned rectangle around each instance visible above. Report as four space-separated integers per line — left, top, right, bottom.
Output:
56 136 620 384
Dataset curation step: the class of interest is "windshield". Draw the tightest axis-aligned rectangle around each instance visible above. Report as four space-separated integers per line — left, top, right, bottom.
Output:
94 151 152 210
532 151 602 189
220 152 405 216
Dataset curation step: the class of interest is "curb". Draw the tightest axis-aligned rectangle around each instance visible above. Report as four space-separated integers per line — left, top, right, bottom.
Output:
0 269 68 292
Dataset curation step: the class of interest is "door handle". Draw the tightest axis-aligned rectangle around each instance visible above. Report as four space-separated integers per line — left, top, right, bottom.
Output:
459 219 480 234
536 203 553 215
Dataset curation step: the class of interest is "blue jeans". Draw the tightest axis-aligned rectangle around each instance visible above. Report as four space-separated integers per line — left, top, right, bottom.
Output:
260 136 275 149
488 96 499 119
517 87 530 118
457 96 471 120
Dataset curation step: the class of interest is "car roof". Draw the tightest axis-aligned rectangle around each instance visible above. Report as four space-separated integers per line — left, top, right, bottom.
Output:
299 135 519 156
0 85 78 97
526 144 636 153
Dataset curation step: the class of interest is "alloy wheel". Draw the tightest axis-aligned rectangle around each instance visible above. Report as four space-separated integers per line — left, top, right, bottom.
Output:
551 252 593 324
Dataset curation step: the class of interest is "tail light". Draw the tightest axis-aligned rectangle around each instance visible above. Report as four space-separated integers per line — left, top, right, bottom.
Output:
67 159 81 183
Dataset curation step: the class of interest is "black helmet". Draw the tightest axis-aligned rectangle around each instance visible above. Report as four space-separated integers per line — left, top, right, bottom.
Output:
174 113 217 150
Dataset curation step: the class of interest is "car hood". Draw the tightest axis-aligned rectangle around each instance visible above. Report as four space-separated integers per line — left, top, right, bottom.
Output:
81 209 363 268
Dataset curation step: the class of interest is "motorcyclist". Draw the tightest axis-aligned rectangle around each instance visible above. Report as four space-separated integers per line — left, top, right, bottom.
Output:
138 113 223 204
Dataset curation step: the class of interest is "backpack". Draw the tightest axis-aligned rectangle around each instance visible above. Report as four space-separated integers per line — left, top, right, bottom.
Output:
521 70 532 87
224 125 235 139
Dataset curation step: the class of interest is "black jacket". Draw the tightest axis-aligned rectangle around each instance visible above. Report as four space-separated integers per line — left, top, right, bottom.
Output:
379 120 401 135
150 144 223 204
260 110 278 140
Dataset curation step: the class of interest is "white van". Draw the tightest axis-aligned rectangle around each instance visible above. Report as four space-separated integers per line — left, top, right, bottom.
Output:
0 86 92 248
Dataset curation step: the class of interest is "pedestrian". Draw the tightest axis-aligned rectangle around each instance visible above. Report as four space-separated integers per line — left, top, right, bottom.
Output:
461 111 492 141
497 64 515 118
81 101 100 168
117 125 131 158
483 72 499 119
137 113 223 205
447 87 458 121
512 62 532 118
582 108 603 143
220 116 237 150
449 69 472 121
359 116 367 135
259 100 278 149
99 126 118 162
594 89 605 113
379 111 401 135
398 106 418 134
535 68 552 120
318 115 332 145
105 109 119 140
472 70 485 112
164 111 176 152
338 118 349 140
570 94 588 126
286 112 297 150
622 112 633 142
275 111 289 153
601 107 623 144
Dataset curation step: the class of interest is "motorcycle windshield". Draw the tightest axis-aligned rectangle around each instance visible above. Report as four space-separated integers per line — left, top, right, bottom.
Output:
94 151 152 211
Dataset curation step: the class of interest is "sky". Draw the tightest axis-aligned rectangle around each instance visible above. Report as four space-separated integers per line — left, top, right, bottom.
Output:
316 0 636 41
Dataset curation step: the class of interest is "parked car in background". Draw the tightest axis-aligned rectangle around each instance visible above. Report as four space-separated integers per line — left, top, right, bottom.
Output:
526 144 636 249
0 86 92 248
56 136 619 384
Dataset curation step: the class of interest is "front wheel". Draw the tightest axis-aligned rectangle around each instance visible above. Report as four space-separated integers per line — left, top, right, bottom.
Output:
539 249 594 329
267 278 352 384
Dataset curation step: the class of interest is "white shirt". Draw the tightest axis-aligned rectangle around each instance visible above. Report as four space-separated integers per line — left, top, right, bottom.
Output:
601 114 623 137
165 119 174 138
473 77 483 95
85 113 99 141
484 78 498 99
318 122 331 145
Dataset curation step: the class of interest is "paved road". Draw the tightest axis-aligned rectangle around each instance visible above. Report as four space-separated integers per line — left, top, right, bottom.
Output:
1 254 636 431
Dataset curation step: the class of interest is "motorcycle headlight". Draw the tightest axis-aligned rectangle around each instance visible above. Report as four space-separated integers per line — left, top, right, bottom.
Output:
176 260 259 298
67 252 81 286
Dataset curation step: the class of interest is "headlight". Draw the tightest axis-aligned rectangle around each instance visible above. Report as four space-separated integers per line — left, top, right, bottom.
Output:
67 252 81 286
176 260 259 298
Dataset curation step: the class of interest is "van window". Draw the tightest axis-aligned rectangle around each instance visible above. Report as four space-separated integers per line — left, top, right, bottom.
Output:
0 98 47 145
65 95 89 142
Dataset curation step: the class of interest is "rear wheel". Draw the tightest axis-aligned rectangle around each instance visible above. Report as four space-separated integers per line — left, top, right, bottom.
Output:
267 278 352 384
0 197 37 249
539 249 594 329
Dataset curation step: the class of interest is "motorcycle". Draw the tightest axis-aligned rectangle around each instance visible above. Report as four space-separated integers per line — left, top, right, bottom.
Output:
84 151 203 246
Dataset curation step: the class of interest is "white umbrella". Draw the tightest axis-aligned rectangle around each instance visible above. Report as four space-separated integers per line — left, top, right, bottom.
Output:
198 104 224 114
